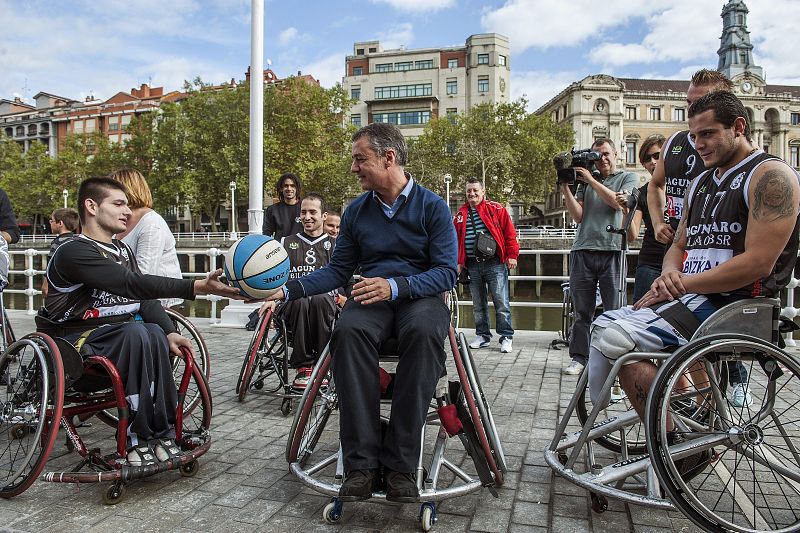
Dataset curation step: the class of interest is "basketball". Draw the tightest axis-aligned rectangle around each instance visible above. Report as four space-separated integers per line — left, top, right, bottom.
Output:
224 235 290 299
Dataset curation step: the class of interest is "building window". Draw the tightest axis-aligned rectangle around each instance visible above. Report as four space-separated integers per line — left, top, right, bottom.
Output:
374 83 433 99
625 106 637 120
626 141 637 165
763 144 770 154
351 114 361 127
673 108 686 122
649 107 662 121
108 117 120 132
375 63 392 73
351 87 361 100
448 58 458 69
356 48 364 55
478 76 489 93
446 79 457 95
121 115 131 129
73 121 84 134
395 61 412 71
368 47 377 53
477 53 489 65
120 133 131 144
789 143 800 168
415 59 433 69
498 54 506 66
740 51 748 64
792 113 800 126
353 66 363 76
372 110 431 126
446 108 457 123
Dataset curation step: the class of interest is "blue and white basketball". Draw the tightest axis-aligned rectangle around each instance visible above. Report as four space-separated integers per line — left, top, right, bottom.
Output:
224 235 290 299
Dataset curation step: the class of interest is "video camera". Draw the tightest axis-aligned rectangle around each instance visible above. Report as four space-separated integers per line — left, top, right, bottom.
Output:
553 148 602 185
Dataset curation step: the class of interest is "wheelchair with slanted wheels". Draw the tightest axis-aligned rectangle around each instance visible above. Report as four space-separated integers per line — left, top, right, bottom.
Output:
0 311 212 504
285 290 505 532
546 297 800 532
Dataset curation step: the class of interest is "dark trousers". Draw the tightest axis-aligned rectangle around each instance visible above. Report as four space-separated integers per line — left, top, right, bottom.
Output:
331 296 449 473
69 322 178 447
283 294 336 368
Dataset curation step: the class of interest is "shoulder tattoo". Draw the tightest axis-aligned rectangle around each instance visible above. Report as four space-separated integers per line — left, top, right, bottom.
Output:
752 169 797 221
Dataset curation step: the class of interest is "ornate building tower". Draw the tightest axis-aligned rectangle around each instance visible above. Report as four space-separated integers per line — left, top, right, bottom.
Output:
717 0 764 81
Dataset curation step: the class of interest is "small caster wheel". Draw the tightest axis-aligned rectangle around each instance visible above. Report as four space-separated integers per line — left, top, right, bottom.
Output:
253 379 264 390
419 502 437 531
280 399 292 416
323 498 343 523
590 492 608 513
10 424 27 439
180 461 200 477
102 483 125 505
558 452 568 466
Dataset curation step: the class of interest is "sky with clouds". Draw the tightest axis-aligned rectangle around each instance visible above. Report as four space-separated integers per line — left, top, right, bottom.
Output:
1 0 797 111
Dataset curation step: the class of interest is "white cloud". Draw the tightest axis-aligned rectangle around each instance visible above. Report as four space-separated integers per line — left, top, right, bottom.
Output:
278 27 299 47
371 0 454 13
300 53 346 88
747 0 800 85
481 0 661 53
511 70 581 111
376 23 415 51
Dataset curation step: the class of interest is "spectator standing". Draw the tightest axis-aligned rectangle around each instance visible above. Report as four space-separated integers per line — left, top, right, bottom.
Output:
263 173 303 240
42 208 80 297
453 177 519 353
0 188 20 245
109 169 183 309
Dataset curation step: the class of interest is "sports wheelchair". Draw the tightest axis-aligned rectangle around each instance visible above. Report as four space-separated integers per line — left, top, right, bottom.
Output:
546 297 800 532
285 290 506 532
0 310 212 505
236 302 334 415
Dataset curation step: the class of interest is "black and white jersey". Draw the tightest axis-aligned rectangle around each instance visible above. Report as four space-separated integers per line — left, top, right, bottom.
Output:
44 235 194 324
663 131 706 229
683 151 800 297
281 232 335 279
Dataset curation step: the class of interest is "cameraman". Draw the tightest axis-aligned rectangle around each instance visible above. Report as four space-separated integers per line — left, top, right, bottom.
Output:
561 139 639 375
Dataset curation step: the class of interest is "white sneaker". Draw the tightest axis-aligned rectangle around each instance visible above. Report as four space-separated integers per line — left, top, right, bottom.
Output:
500 338 512 353
563 360 584 375
728 383 753 408
469 336 491 349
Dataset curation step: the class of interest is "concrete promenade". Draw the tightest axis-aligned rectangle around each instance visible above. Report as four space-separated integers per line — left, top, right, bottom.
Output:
1 311 707 533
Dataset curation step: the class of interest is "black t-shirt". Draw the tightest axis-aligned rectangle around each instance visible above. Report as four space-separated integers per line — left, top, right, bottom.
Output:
636 183 666 267
263 202 302 240
48 232 75 257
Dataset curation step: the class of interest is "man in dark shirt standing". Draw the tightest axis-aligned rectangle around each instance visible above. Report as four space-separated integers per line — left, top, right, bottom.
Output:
0 188 20 244
266 123 457 504
262 172 303 240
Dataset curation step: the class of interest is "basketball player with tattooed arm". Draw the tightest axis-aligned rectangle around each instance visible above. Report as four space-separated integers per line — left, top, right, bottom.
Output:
587 91 800 476
38 177 241 467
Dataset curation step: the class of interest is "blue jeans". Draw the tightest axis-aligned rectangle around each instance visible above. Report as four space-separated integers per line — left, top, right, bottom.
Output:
466 257 513 341
633 264 662 302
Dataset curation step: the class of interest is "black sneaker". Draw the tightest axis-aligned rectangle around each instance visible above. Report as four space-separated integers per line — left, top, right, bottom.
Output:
338 469 379 502
385 470 419 503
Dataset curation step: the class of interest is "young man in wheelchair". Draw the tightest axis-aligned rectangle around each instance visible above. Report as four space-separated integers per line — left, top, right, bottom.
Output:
260 193 343 388
37 176 241 467
587 91 800 474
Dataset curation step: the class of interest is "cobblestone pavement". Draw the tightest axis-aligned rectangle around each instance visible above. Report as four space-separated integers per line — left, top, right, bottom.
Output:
1 311 720 532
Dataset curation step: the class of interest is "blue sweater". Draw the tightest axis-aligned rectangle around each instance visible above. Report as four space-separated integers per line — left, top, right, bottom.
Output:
286 181 457 300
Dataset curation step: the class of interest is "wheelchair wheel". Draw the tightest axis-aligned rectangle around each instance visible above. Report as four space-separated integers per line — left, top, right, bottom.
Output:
450 330 504 487
457 332 507 473
286 348 336 466
575 381 648 455
238 309 285 401
560 289 572 343
166 309 210 413
447 288 460 330
175 351 212 447
0 334 64 498
646 334 800 533
0 303 16 352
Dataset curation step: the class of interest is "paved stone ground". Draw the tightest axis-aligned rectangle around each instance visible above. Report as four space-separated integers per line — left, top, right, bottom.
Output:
1 311 712 532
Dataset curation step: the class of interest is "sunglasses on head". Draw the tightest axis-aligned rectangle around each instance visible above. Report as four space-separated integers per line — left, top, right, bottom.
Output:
642 152 660 163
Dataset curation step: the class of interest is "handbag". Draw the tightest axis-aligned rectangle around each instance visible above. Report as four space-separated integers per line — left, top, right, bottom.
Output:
469 209 497 261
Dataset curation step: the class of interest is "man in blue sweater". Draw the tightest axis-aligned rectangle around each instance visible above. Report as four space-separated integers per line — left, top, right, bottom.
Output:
268 122 457 503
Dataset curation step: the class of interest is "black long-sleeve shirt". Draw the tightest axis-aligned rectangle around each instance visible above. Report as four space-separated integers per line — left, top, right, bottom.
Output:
262 202 302 240
0 188 20 244
43 235 194 334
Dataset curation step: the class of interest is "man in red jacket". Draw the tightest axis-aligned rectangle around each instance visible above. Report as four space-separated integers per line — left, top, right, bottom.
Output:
454 177 519 353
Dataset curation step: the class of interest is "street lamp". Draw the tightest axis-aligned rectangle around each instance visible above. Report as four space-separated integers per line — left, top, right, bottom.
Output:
62 188 68 208
443 173 452 213
229 180 238 240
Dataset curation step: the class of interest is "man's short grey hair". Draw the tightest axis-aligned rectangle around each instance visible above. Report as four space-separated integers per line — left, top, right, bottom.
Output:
592 138 616 152
352 122 408 166
465 177 483 187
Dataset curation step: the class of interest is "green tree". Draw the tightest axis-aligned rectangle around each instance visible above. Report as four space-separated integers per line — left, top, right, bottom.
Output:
408 100 573 208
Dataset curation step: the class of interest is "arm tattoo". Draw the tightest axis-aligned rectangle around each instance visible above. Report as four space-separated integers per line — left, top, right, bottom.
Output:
673 217 686 244
752 169 796 221
635 382 647 404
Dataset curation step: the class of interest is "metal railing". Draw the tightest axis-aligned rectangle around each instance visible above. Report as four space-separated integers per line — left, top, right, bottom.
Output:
20 232 236 243
6 247 800 343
